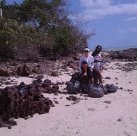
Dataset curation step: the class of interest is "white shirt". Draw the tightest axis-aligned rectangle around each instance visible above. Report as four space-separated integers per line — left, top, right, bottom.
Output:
94 53 102 62
79 55 94 72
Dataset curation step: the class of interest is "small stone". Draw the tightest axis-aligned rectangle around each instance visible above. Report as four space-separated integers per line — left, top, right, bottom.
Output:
104 100 111 104
119 87 123 90
105 77 111 79
8 125 12 129
54 101 59 104
117 118 122 122
51 71 59 77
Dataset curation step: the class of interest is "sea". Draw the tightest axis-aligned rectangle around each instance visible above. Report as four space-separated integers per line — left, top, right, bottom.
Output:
90 45 137 51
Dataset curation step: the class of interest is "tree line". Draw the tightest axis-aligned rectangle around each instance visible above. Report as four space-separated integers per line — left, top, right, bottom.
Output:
0 0 92 61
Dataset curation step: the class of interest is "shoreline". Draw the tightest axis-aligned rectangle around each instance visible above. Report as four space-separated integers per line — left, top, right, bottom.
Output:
90 47 137 51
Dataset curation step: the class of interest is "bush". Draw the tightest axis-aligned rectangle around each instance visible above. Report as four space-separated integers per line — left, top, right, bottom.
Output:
0 19 20 59
0 0 91 61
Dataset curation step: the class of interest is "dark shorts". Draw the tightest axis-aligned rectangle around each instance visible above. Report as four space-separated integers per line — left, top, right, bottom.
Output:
80 69 93 84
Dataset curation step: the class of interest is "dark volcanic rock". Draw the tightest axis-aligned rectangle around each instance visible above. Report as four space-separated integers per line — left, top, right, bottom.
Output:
0 56 80 77
66 96 81 104
0 67 10 76
66 96 78 101
104 100 111 104
50 71 59 77
105 77 111 79
16 64 30 77
41 79 60 94
103 84 118 94
0 81 53 128
71 72 80 81
109 48 137 61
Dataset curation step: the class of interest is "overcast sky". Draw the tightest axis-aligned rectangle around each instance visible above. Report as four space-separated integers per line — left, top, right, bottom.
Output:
6 0 137 50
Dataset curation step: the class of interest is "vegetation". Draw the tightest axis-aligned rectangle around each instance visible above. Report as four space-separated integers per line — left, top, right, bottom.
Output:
0 0 92 60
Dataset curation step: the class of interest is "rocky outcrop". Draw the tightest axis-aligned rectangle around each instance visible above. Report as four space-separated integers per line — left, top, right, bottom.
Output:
0 80 54 129
0 67 10 76
109 48 137 61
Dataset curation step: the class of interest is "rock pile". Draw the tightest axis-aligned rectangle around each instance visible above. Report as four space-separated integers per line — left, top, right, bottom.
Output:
103 84 118 94
41 79 59 94
109 48 137 61
0 80 54 129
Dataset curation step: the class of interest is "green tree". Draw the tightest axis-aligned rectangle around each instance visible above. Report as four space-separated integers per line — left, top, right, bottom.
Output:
0 0 92 60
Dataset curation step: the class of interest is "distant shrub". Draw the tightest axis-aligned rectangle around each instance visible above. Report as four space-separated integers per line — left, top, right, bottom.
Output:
0 19 19 59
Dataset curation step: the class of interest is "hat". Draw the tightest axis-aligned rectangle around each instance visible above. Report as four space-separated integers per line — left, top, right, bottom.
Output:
84 48 90 52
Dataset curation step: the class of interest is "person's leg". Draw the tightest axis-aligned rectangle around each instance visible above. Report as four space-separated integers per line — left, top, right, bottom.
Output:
81 63 88 76
98 71 103 85
93 69 97 85
87 67 94 84
93 69 103 85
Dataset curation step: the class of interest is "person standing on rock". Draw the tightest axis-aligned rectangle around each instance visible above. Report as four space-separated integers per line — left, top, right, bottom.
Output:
92 45 104 85
79 47 94 82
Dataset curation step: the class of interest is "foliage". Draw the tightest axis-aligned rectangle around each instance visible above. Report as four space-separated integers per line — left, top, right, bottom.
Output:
0 0 92 60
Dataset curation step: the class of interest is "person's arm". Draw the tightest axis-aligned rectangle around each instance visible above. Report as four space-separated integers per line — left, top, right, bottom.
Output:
98 54 104 62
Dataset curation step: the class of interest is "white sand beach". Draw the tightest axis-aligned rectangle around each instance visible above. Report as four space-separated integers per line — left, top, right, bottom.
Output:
0 61 137 136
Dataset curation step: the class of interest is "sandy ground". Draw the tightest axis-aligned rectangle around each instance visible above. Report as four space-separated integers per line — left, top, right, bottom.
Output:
0 61 137 136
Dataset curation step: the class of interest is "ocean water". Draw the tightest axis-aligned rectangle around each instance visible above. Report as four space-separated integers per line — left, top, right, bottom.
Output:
90 45 137 51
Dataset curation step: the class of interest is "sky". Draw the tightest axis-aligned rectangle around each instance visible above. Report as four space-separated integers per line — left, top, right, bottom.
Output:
5 0 137 50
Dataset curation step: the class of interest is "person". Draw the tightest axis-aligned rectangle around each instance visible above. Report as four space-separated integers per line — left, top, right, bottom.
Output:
92 45 104 85
79 47 94 83
80 61 93 93
80 61 93 84
79 47 94 73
